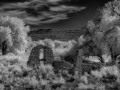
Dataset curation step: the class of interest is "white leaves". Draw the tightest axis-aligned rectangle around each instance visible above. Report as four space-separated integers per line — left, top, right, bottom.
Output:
91 65 119 78
102 65 119 76
102 12 118 24
0 16 30 54
39 61 53 74
0 26 13 47
102 54 112 63
52 77 65 84
78 35 85 46
41 39 77 56
101 0 120 24
91 70 103 78
80 73 89 84
87 20 95 33
78 83 95 90
85 56 101 63
52 40 76 56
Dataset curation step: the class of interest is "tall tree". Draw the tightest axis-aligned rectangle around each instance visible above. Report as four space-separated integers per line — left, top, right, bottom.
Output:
0 16 31 55
0 26 12 55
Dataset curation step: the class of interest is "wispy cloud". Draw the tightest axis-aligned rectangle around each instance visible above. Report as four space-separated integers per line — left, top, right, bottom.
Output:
47 0 62 4
0 0 86 25
50 5 86 12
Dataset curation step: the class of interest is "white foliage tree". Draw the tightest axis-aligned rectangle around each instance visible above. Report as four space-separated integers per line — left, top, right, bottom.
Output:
0 26 12 46
100 0 120 23
0 16 30 55
87 20 96 34
0 26 12 55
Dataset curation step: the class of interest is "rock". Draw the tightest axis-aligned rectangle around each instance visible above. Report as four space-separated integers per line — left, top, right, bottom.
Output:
52 61 73 70
27 45 45 67
27 45 54 67
44 46 54 64
75 49 83 77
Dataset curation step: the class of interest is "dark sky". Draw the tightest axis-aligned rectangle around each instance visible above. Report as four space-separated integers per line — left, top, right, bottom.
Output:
0 0 112 30
39 0 112 30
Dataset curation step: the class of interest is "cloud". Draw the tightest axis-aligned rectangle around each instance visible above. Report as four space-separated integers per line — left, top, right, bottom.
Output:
50 5 86 12
47 0 62 4
0 0 86 26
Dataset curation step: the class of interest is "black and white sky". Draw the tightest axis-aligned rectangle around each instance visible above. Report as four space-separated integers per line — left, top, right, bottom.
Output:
0 0 112 30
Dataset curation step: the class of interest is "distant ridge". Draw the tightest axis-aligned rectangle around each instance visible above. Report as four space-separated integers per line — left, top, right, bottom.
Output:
28 28 85 41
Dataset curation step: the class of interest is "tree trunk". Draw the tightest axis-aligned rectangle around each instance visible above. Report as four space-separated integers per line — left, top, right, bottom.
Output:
2 41 7 55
